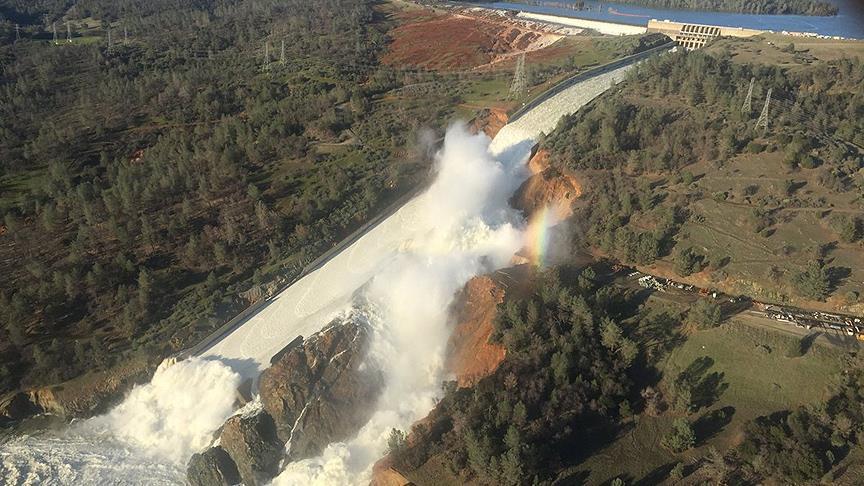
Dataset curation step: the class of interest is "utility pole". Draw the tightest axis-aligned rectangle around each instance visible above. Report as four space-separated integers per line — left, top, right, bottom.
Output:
107 27 112 49
280 39 285 65
741 77 754 115
124 25 128 44
66 21 72 43
15 24 20 42
52 22 58 45
263 41 270 69
509 53 527 100
756 87 772 131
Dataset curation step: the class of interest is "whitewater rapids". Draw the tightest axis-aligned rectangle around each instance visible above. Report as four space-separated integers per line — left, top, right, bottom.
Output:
0 62 637 485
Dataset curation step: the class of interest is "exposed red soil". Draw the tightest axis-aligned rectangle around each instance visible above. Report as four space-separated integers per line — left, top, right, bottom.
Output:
382 10 562 71
446 275 507 388
468 107 509 138
513 149 583 221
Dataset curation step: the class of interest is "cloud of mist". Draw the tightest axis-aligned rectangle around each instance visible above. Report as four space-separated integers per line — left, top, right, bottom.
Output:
85 357 241 463
272 122 530 485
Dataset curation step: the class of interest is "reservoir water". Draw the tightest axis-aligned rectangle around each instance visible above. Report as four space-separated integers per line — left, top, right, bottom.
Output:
479 0 864 38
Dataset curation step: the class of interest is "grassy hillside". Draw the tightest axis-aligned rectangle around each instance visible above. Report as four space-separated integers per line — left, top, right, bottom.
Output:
385 36 864 486
543 41 864 314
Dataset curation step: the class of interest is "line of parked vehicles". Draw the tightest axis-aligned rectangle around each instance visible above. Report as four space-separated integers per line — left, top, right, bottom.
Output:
621 267 864 341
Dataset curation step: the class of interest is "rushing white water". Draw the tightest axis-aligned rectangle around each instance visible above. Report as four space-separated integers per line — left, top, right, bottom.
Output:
0 62 637 485
0 358 240 484
273 124 528 485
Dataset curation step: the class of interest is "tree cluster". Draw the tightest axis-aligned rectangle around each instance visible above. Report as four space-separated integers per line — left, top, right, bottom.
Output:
0 0 452 393
611 0 837 16
389 270 638 485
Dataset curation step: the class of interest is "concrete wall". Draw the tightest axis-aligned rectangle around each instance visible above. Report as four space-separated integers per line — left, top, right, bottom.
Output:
648 19 764 48
517 12 648 36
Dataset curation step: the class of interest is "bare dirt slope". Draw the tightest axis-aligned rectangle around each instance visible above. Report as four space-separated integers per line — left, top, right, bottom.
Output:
381 9 568 71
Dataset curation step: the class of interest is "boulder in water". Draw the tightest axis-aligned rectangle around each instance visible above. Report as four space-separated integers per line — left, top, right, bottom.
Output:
186 446 241 486
218 410 284 486
258 318 383 461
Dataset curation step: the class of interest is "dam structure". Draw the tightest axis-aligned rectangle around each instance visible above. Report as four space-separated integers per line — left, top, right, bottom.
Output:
647 19 764 49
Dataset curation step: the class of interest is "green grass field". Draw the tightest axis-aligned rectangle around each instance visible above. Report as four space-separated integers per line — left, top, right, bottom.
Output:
571 299 847 485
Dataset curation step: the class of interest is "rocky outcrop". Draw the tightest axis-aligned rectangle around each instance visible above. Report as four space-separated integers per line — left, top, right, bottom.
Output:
2 357 155 424
446 276 507 388
259 318 383 461
187 317 382 485
0 392 42 425
187 446 242 486
219 410 284 486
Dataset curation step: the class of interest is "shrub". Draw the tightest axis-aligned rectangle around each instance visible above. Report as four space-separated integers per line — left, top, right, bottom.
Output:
662 418 696 452
674 247 704 276
792 261 831 300
688 299 723 328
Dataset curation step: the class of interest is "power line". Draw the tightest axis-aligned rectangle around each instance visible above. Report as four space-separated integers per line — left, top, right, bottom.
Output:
741 77 754 115
756 87 772 131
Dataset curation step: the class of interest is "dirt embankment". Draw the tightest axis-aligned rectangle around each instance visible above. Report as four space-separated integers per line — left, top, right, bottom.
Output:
382 9 567 71
446 275 508 388
513 149 583 220
468 107 509 139
370 456 413 486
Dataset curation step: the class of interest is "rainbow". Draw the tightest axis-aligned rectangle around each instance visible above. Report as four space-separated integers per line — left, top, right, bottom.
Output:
526 206 555 267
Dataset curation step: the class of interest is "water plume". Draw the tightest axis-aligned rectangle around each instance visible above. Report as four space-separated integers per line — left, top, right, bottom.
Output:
272 122 530 485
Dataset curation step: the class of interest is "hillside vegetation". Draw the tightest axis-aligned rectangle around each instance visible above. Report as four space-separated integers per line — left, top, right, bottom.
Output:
390 268 863 484
0 0 461 396
543 46 864 312
611 0 838 16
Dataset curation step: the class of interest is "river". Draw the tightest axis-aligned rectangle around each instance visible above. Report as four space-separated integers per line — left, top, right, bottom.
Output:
478 0 864 38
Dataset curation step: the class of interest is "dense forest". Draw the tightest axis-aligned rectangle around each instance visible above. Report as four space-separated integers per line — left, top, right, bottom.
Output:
389 269 864 484
543 49 864 304
610 0 838 16
388 270 639 484
0 0 458 395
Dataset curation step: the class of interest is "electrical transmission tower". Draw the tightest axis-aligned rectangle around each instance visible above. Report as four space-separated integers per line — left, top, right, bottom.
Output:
262 41 270 69
756 87 772 131
741 77 754 115
15 24 20 42
107 27 112 49
124 25 128 44
66 21 72 43
509 53 527 99
52 22 57 45
280 40 285 65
